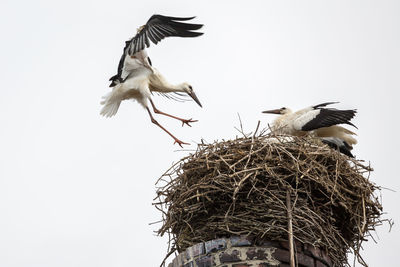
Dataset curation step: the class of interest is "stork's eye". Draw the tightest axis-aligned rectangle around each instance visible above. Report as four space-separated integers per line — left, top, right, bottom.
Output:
189 85 193 90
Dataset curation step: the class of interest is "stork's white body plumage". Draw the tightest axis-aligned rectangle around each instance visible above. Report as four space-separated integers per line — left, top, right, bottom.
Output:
101 53 153 117
263 102 357 157
101 53 196 117
100 15 203 146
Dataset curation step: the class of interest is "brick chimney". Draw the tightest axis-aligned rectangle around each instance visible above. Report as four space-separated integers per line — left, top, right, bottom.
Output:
167 236 332 267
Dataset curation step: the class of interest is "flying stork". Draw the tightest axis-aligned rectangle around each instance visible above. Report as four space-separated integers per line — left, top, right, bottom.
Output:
262 102 357 157
100 15 203 147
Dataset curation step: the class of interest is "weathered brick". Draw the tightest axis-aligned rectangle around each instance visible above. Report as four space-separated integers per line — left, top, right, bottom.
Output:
186 242 205 260
304 245 332 267
220 249 241 263
183 261 194 267
320 252 332 267
261 240 280 248
316 260 329 267
167 237 333 267
246 248 268 260
177 252 186 266
296 253 314 266
195 255 214 267
205 238 227 254
233 264 251 267
279 241 303 252
272 248 290 263
172 256 178 267
258 263 277 267
304 244 322 259
230 236 253 247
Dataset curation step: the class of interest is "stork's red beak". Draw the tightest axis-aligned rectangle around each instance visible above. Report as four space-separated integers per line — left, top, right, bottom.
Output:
188 91 202 107
262 108 281 114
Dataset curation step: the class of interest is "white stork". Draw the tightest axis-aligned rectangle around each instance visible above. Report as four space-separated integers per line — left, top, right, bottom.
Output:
100 15 203 147
262 102 357 157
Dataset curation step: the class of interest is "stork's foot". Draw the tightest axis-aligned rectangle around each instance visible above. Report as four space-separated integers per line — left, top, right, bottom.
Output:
173 138 190 148
181 118 198 127
147 107 191 148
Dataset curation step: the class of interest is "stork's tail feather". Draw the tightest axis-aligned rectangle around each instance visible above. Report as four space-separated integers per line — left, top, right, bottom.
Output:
100 92 122 118
321 137 354 158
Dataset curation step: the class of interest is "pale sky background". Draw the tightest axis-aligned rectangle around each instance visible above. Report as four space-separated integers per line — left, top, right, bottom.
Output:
0 0 399 266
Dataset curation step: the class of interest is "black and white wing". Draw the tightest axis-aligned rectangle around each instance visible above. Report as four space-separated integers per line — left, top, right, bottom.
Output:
294 102 357 131
109 15 203 87
127 14 203 55
321 137 354 157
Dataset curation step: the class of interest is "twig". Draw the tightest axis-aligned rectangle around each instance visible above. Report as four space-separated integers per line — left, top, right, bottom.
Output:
286 188 296 267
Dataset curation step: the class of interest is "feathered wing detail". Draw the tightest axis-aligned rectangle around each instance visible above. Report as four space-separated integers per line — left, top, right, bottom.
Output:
155 92 191 102
109 40 131 87
299 108 357 131
312 102 339 109
109 50 151 87
109 15 203 87
127 15 203 55
321 137 354 157
314 125 357 146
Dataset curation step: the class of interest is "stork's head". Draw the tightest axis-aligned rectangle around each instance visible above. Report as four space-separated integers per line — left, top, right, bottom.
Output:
181 83 202 108
262 107 292 115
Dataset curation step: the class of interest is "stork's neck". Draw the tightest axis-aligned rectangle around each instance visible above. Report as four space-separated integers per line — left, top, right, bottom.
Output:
149 71 187 93
153 81 186 93
166 82 186 92
272 111 294 133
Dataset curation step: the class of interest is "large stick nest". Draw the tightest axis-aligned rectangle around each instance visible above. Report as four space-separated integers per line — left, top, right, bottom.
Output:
154 131 385 266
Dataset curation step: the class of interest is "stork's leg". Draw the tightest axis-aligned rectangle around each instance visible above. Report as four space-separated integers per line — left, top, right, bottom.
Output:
149 99 197 127
146 107 189 147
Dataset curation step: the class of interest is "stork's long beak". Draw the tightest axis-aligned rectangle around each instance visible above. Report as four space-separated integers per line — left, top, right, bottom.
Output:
262 109 281 114
188 91 202 107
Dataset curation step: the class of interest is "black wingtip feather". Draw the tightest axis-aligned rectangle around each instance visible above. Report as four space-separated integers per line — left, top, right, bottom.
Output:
346 120 358 129
174 30 204 38
109 80 117 87
313 102 340 109
167 21 203 31
150 14 197 22
109 75 117 82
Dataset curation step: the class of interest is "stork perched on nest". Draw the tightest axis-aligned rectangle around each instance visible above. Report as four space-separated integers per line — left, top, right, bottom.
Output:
262 102 357 157
100 15 203 147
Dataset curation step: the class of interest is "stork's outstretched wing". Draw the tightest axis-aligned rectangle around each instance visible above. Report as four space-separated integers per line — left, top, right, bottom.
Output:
298 104 357 131
127 15 203 55
109 15 203 87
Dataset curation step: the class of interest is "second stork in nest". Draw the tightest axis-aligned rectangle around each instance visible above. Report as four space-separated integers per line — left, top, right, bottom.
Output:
262 102 357 157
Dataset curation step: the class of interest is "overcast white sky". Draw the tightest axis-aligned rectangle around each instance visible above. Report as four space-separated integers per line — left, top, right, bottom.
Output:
0 0 399 266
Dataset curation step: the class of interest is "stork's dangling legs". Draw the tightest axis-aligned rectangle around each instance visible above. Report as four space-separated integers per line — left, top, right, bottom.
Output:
149 99 197 127
100 15 203 147
146 107 189 147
